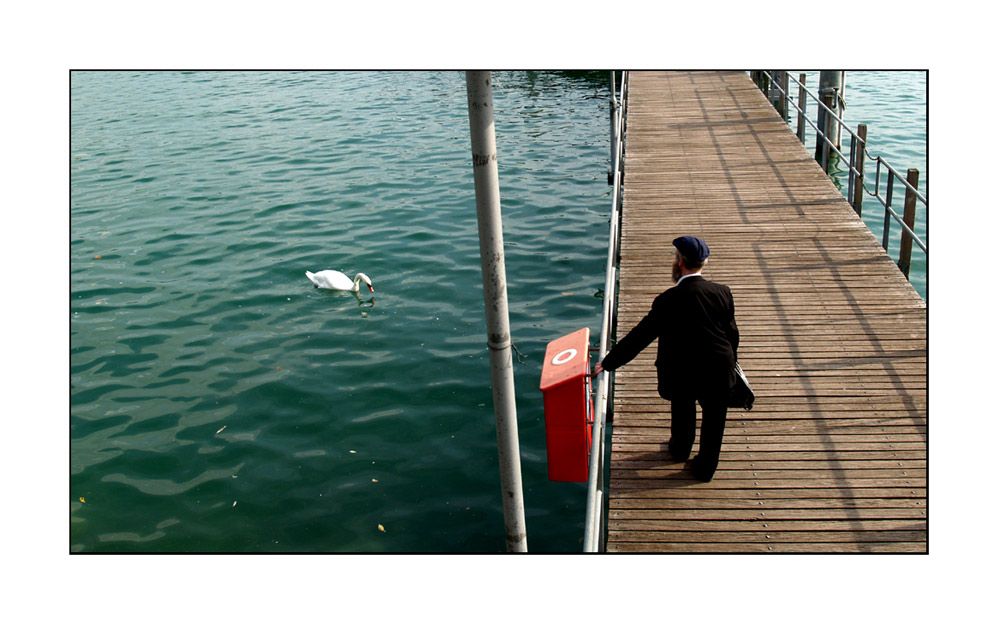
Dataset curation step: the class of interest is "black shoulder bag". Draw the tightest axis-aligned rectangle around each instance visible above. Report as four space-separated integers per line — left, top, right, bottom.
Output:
729 362 755 410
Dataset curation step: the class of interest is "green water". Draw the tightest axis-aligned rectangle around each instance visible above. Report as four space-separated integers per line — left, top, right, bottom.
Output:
71 71 610 552
70 71 927 552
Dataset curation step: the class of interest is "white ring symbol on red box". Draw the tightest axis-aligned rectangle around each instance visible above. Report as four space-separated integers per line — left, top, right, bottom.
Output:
551 348 577 366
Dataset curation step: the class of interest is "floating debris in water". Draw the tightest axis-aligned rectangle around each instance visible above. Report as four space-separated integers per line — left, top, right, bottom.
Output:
377 524 385 532
371 478 379 483
232 501 238 507
79 497 86 504
216 425 227 435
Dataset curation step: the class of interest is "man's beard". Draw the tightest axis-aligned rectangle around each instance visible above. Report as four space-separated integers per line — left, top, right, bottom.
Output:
672 258 681 283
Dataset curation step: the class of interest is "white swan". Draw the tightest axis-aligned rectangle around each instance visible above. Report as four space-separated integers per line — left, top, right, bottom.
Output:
305 270 374 292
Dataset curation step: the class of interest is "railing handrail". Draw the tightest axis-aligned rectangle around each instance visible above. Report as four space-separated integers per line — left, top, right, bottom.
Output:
758 71 928 260
583 71 628 552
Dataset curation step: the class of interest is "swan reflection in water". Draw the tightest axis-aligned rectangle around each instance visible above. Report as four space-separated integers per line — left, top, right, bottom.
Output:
354 291 375 309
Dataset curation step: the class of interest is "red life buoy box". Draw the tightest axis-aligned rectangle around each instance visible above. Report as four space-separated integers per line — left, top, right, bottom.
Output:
540 328 592 482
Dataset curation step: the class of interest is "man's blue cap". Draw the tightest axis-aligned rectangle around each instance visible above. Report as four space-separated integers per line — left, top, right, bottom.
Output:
673 236 710 262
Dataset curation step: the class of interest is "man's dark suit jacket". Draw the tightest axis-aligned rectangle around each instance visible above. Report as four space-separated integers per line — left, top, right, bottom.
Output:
601 275 739 400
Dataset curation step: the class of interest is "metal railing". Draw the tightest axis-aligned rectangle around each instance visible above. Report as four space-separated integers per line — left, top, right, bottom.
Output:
582 71 628 552
755 71 927 281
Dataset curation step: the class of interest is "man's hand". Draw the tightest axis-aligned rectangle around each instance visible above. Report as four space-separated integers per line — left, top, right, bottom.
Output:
592 362 605 377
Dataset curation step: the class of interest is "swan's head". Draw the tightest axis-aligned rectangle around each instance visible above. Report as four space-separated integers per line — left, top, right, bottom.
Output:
357 273 374 293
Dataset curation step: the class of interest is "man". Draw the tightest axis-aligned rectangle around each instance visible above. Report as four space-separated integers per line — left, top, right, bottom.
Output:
592 236 739 481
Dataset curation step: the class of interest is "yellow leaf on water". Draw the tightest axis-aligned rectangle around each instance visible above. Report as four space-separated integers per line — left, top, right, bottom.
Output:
79 497 85 503
377 524 385 532
371 478 378 483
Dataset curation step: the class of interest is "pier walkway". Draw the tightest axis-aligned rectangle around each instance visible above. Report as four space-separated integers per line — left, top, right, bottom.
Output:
605 71 927 552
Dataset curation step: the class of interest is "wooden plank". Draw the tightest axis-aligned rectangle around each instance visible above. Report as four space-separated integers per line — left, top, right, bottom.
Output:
607 530 926 543
609 496 927 510
608 519 928 533
604 71 927 554
608 507 927 520
606 542 926 553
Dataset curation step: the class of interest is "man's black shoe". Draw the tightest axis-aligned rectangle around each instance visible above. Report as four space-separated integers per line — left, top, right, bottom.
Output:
667 440 690 462
688 456 716 482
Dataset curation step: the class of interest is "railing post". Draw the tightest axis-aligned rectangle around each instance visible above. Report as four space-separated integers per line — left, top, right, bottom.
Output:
852 124 867 216
585 70 629 551
796 73 807 143
898 168 920 278
780 71 789 121
882 174 895 251
848 133 856 205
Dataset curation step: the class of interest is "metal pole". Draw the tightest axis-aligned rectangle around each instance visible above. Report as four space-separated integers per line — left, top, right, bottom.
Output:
609 71 618 184
464 71 528 553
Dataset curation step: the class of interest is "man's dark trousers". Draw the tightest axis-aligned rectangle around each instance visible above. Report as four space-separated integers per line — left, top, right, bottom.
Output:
669 394 727 480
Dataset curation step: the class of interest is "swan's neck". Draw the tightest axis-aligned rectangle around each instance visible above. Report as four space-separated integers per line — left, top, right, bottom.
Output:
352 274 362 291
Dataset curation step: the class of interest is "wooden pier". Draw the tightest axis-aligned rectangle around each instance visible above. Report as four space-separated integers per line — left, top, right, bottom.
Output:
605 71 927 553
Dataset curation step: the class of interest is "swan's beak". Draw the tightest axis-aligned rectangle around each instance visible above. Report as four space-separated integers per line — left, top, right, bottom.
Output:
368 285 375 293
